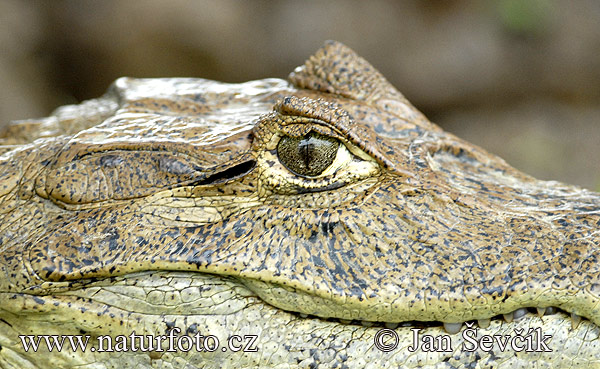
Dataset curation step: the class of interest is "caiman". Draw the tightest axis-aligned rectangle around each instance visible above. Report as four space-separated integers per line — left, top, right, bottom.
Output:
0 41 599 369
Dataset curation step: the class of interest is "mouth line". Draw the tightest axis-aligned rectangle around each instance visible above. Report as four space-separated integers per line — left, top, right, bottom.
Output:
290 306 589 333
21 271 596 336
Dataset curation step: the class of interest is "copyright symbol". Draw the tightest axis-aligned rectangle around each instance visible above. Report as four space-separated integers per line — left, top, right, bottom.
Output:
374 328 399 352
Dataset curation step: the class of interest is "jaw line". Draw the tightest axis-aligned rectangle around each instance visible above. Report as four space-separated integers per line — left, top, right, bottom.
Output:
16 270 600 333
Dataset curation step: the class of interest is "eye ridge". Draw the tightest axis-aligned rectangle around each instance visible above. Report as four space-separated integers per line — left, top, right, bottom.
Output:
277 131 339 177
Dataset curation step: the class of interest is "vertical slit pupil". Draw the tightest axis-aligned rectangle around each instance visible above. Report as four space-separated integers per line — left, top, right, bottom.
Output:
300 137 312 170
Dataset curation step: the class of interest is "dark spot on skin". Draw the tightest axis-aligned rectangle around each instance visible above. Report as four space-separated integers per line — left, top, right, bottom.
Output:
165 320 176 333
233 222 247 238
186 324 198 334
100 154 124 168
32 296 45 305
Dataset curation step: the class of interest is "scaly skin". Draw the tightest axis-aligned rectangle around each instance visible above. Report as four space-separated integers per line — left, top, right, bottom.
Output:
0 41 599 368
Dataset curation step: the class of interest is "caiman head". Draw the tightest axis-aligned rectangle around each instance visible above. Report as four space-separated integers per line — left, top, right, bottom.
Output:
1 41 599 368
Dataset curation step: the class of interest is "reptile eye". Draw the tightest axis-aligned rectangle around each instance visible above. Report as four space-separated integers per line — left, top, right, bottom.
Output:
277 131 339 177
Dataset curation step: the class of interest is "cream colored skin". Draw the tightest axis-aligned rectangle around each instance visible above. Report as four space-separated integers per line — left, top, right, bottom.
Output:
1 42 600 368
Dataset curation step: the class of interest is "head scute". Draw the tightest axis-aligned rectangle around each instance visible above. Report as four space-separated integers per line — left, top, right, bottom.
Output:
289 41 431 129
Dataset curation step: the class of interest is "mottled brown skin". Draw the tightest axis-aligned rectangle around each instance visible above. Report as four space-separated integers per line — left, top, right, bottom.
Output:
1 41 600 368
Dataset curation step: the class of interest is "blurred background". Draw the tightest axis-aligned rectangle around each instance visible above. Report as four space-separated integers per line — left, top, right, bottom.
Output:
1 0 599 190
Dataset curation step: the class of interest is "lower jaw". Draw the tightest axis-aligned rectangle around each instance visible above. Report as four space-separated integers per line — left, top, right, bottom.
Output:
1 272 598 369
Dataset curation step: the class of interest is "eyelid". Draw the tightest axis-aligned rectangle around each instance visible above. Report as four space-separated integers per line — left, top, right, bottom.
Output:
276 122 342 142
